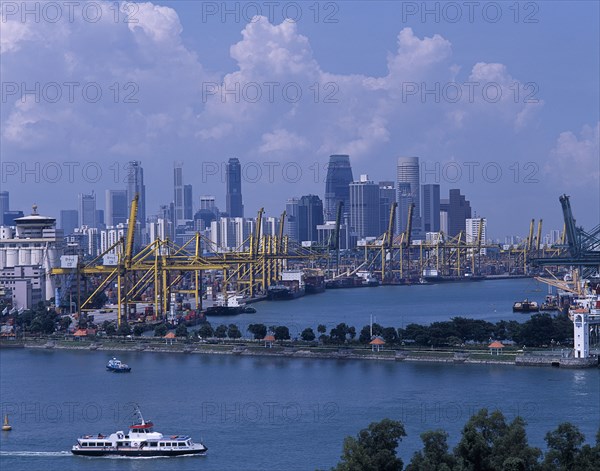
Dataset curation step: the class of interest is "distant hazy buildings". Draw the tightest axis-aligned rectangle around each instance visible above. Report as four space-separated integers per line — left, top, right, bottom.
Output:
349 175 380 239
421 184 440 233
298 195 324 243
105 190 128 227
209 217 254 251
226 158 243 218
396 157 421 235
448 189 472 237
324 154 354 221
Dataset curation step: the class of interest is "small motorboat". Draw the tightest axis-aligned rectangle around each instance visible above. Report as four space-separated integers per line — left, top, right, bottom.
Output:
106 358 131 373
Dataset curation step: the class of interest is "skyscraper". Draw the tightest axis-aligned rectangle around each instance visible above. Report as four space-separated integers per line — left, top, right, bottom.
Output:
78 192 97 228
0 191 9 220
396 156 420 234
125 161 146 229
378 181 395 235
105 190 128 226
226 158 243 217
466 218 487 255
421 184 440 233
60 209 79 236
183 184 193 220
173 162 184 225
396 182 412 235
298 195 324 242
324 154 354 221
448 189 472 237
285 197 300 242
350 175 380 239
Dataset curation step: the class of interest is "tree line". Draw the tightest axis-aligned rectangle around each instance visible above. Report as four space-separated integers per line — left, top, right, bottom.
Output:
329 409 600 471
8 302 575 348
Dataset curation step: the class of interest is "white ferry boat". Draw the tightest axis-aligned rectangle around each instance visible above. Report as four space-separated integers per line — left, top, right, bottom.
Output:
71 407 207 457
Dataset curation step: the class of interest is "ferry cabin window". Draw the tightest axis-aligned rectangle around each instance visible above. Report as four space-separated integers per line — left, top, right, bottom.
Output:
149 442 158 447
81 443 87 447
178 442 185 447
105 442 111 446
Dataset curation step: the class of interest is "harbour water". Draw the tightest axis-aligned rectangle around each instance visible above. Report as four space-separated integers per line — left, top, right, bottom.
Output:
206 278 550 333
1 279 599 470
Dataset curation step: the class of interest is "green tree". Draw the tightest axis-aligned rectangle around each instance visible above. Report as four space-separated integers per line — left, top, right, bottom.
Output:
330 323 350 344
59 316 72 331
227 324 242 339
103 321 116 336
317 324 327 334
175 323 188 338
359 323 383 343
381 327 398 344
274 325 290 341
214 324 228 338
198 323 214 339
542 422 585 471
154 323 168 337
133 324 146 337
332 418 406 471
454 409 541 471
248 323 267 340
406 430 455 471
117 322 132 336
301 327 316 342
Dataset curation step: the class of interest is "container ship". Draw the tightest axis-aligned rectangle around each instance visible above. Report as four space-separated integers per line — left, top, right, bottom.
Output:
267 270 305 300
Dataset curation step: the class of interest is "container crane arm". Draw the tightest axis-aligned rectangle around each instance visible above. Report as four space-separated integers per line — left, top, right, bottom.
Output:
386 202 397 250
124 193 139 269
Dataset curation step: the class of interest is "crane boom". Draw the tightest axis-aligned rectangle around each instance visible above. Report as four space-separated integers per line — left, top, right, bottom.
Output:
124 193 139 269
404 203 415 248
386 202 397 251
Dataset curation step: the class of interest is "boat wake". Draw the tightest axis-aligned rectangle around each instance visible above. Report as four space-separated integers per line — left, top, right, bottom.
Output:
0 451 71 457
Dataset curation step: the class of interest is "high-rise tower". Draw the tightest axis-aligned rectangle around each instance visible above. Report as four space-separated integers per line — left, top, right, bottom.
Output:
226 158 243 217
105 190 128 226
126 161 146 229
174 162 184 226
396 156 420 234
421 184 440 233
349 175 380 239
78 192 97 228
324 154 354 221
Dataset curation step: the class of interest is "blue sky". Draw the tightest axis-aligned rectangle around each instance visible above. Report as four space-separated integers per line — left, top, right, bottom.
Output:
1 1 598 238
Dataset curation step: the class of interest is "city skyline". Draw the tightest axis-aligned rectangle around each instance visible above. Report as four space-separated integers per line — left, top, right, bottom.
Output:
1 2 598 237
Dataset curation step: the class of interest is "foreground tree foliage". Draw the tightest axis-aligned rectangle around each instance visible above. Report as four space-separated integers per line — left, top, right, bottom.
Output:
332 419 406 471
329 410 599 471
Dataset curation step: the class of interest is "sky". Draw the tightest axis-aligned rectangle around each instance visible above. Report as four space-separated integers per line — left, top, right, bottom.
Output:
1 0 599 239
